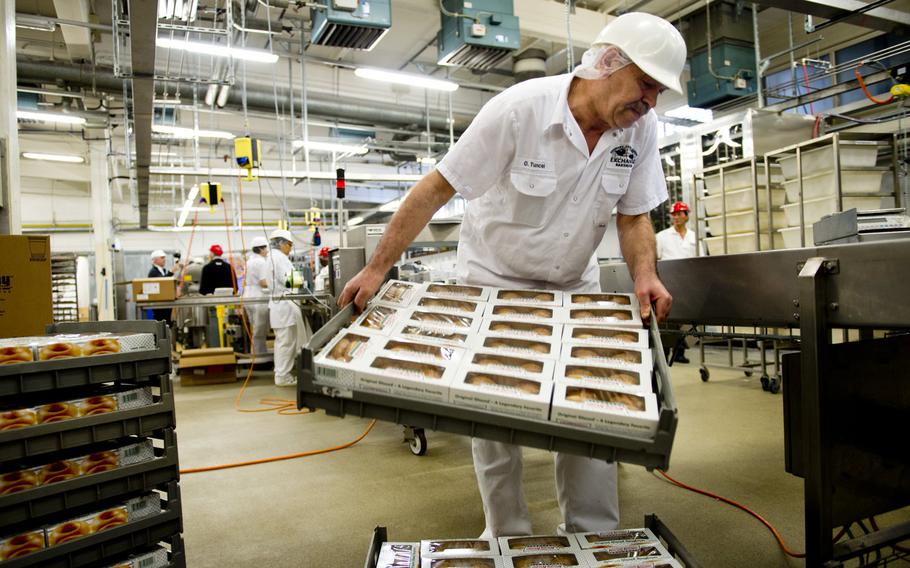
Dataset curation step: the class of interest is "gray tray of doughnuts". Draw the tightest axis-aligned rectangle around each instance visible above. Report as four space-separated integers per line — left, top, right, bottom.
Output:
299 304 678 471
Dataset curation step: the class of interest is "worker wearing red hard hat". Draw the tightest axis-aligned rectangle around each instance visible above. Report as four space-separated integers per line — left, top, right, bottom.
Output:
656 201 698 261
315 246 331 292
199 243 236 295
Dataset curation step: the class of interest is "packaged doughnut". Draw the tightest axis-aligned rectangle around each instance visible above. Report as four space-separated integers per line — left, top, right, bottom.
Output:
43 494 160 549
574 528 659 549
350 305 405 335
485 304 565 323
467 351 555 381
375 338 465 365
36 459 81 485
563 325 648 349
498 535 580 555
0 468 39 495
562 307 643 329
313 330 381 390
0 342 36 365
389 322 471 348
0 529 46 560
376 542 418 568
468 335 560 360
0 408 37 430
420 538 500 558
414 296 485 319
374 280 421 308
503 552 586 568
556 362 651 395
579 541 673 566
356 353 456 403
420 283 491 302
36 401 80 424
406 309 480 333
420 558 504 568
35 339 84 361
75 336 122 357
551 383 659 438
565 293 637 309
492 288 563 307
561 343 653 373
449 369 553 420
480 319 562 341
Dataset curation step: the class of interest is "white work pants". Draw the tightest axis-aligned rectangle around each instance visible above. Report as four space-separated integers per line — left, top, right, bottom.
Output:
472 439 619 537
245 303 269 357
272 324 298 386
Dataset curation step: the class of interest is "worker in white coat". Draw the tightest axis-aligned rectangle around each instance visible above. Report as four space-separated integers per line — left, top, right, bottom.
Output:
266 229 303 386
656 201 698 260
339 13 683 536
243 236 270 358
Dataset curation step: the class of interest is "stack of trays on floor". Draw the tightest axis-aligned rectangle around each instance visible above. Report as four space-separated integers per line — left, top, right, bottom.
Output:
701 163 786 255
0 332 157 365
314 280 660 440
776 144 888 248
377 529 681 567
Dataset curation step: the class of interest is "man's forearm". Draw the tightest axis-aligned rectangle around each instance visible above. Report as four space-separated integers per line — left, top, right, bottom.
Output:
616 213 658 280
367 170 456 274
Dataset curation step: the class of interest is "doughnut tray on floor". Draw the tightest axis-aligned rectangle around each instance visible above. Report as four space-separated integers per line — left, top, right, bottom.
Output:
0 320 186 568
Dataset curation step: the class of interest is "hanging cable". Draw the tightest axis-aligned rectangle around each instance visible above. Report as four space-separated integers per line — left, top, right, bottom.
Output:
855 66 895 105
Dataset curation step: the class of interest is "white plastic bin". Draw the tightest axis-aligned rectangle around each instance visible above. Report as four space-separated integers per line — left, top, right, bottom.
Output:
703 188 786 216
778 145 879 179
704 232 778 255
705 210 787 234
778 226 814 249
704 164 781 192
781 194 893 226
782 170 885 201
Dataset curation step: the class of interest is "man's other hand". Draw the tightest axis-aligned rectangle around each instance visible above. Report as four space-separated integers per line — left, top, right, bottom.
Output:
634 274 672 323
337 267 385 312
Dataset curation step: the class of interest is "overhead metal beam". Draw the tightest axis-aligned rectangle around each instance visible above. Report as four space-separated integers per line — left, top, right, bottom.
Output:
755 0 910 33
127 0 158 229
51 0 93 61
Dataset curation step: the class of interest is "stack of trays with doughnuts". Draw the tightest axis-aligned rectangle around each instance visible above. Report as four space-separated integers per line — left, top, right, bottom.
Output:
43 493 160 549
0 440 155 497
0 338 41 365
0 387 154 432
449 353 555 420
575 528 680 567
420 538 502 568
0 332 157 366
0 529 45 561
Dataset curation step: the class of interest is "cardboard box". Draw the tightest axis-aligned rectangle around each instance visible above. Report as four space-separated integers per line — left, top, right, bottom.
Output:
484 303 566 323
313 330 381 391
421 283 491 302
388 322 471 348
420 538 500 558
467 351 555 382
573 528 659 549
178 347 236 385
356 352 456 403
421 558 503 568
560 343 653 373
562 307 643 328
373 280 421 308
563 325 648 349
449 368 553 421
0 236 52 338
565 292 638 309
551 383 659 439
580 541 673 567
503 552 586 567
468 335 561 360
480 319 563 342
131 277 177 303
556 361 652 395
376 542 418 568
498 535 580 555
491 288 563 307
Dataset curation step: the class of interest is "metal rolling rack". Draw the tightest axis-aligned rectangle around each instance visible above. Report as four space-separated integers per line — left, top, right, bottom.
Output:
601 238 910 566
50 254 79 323
0 320 186 568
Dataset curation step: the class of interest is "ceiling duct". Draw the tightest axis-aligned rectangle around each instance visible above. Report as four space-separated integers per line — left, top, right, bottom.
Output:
437 0 520 71
513 48 547 83
310 0 391 50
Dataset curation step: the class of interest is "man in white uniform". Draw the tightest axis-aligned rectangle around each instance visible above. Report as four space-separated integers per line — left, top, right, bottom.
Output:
339 13 684 536
266 229 300 386
243 236 271 358
656 201 698 260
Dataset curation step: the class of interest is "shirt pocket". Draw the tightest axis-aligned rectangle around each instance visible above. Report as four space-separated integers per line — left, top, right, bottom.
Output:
594 170 630 227
508 171 559 227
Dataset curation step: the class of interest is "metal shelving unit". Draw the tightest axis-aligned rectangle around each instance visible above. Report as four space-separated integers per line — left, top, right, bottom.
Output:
50 255 79 323
0 320 186 568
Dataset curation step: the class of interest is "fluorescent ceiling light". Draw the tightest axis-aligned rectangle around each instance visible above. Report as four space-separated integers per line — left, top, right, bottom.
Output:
379 199 401 212
152 125 235 140
293 140 369 155
158 0 199 21
664 105 713 123
15 15 56 32
347 216 364 227
418 156 437 166
156 37 278 63
22 152 85 163
17 110 86 125
154 98 182 105
354 68 458 92
173 207 211 212
665 175 681 182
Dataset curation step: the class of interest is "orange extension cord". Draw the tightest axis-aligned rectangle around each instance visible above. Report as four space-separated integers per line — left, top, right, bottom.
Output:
855 66 895 105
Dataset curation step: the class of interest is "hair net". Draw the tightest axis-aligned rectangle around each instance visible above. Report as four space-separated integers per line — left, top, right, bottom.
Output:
573 44 633 80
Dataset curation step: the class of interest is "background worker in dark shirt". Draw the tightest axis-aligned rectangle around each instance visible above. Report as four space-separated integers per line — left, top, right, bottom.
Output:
199 244 236 295
147 250 178 323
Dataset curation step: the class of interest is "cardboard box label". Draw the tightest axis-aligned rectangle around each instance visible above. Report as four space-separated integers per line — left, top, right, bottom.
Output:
142 282 161 295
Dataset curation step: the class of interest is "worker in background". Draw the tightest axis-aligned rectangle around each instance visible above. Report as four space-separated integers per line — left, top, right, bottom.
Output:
266 229 302 387
314 247 331 293
199 244 236 295
243 236 271 358
339 13 683 537
147 250 179 323
656 201 699 363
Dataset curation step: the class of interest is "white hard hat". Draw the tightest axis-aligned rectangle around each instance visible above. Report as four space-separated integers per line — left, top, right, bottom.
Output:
250 236 269 249
592 13 687 95
269 229 294 242
150 249 167 259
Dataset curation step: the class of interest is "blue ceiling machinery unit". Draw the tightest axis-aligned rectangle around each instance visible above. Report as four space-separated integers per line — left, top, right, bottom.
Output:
437 0 520 71
310 0 392 51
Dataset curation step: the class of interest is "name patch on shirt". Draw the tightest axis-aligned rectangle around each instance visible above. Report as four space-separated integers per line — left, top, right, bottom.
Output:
609 145 638 168
514 157 553 174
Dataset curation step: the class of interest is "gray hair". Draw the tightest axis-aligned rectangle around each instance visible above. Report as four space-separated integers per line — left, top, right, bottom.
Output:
270 237 291 249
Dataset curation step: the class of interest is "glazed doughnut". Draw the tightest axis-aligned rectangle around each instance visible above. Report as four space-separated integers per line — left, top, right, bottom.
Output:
513 554 579 567
385 340 441 358
427 284 482 297
419 298 476 311
472 354 543 374
412 311 472 327
534 292 555 302
38 342 83 361
37 402 79 424
466 373 498 386
0 469 39 495
371 357 444 379
82 338 121 356
48 520 90 546
328 335 370 362
564 366 640 386
427 540 491 553
380 282 411 302
485 338 550 354
38 460 80 484
0 409 37 430
81 451 119 475
0 346 33 365
362 306 394 329
78 395 117 416
401 326 468 343
431 559 497 568
0 531 44 560
92 507 128 532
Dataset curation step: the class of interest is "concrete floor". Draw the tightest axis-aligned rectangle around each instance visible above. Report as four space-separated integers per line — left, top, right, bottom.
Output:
172 351 900 567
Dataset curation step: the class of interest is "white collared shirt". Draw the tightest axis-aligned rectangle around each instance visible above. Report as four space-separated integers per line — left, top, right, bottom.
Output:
243 254 269 298
656 226 699 260
265 249 297 328
437 73 667 291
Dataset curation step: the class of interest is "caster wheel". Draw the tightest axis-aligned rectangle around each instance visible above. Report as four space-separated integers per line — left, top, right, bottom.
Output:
744 371 753 378
769 377 781 394
760 375 770 391
409 429 428 456
699 367 710 382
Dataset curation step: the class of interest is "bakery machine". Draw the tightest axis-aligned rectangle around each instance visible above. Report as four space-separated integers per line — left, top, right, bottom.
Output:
600 238 910 566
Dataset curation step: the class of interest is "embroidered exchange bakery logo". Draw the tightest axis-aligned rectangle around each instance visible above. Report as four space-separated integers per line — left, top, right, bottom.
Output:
609 145 638 168
0 275 10 293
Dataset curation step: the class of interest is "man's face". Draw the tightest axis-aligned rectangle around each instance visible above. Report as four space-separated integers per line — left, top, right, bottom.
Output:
153 256 166 267
670 211 688 227
597 65 666 129
281 241 293 255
